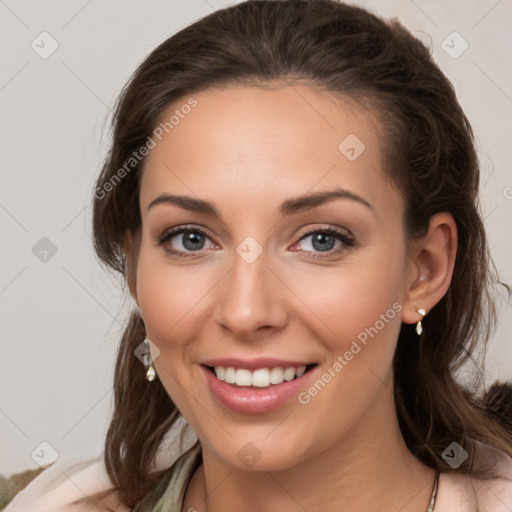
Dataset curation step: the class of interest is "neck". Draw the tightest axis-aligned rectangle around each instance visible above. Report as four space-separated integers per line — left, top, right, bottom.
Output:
183 376 436 512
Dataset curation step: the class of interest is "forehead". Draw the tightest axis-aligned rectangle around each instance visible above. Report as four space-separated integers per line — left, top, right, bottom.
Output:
139 84 401 221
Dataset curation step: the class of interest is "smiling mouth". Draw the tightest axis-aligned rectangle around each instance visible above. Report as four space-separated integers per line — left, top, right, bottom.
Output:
203 363 318 388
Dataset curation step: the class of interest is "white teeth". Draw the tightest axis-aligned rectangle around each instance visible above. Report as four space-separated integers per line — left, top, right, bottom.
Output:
235 368 252 386
283 367 296 381
213 365 309 387
251 368 270 388
295 366 306 378
269 367 284 384
224 367 236 384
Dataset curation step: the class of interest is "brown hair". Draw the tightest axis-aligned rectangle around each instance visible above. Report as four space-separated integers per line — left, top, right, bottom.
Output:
90 0 512 507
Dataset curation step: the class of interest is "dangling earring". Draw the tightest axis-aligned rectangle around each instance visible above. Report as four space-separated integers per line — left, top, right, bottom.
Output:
143 337 156 381
416 308 426 335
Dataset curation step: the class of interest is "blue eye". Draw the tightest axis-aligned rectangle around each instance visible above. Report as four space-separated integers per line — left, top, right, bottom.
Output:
294 228 355 258
299 228 354 254
158 225 215 257
157 225 355 259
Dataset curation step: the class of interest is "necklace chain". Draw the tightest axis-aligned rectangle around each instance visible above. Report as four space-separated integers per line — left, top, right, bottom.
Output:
183 456 441 512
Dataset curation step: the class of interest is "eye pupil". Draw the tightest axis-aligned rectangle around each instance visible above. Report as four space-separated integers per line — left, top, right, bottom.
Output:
183 231 204 250
312 232 336 252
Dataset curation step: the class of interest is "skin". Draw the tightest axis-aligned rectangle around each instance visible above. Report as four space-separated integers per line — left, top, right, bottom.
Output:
125 84 457 512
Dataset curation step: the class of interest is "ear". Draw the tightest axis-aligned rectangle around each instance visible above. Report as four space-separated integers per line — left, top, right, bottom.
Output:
122 230 139 308
401 212 457 325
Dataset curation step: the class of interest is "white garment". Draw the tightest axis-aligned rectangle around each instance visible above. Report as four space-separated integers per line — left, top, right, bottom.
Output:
3 457 129 512
4 420 195 512
5 439 512 511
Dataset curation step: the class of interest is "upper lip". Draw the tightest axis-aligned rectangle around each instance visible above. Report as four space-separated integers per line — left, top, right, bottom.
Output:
202 357 317 370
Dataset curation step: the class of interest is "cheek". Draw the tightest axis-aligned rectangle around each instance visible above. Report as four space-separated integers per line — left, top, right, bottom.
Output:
290 258 405 438
135 249 213 346
135 250 207 412
285 248 405 352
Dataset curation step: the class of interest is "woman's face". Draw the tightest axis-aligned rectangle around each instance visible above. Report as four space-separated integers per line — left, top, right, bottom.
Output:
134 84 417 471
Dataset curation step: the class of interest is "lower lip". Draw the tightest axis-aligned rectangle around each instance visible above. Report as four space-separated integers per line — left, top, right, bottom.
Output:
201 365 317 415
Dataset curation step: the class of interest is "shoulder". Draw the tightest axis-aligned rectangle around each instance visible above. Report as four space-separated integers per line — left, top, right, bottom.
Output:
436 440 512 512
3 456 130 512
2 425 200 512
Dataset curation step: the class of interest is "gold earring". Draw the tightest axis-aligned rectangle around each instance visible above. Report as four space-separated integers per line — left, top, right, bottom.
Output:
416 308 426 335
144 337 156 381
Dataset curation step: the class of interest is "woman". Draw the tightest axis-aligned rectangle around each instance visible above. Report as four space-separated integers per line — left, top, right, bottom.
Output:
5 0 512 510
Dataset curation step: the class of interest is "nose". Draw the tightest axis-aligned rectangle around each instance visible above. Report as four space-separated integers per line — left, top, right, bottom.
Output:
214 247 288 338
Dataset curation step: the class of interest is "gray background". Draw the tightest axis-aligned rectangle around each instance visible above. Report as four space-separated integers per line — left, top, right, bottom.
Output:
1 0 511 477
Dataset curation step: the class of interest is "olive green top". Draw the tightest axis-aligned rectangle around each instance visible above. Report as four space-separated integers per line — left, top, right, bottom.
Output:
133 440 202 512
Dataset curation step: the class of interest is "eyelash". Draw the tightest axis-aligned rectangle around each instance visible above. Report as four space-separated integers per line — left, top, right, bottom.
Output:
156 224 355 259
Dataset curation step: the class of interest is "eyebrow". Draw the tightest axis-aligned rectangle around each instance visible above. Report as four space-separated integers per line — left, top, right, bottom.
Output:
146 187 374 217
